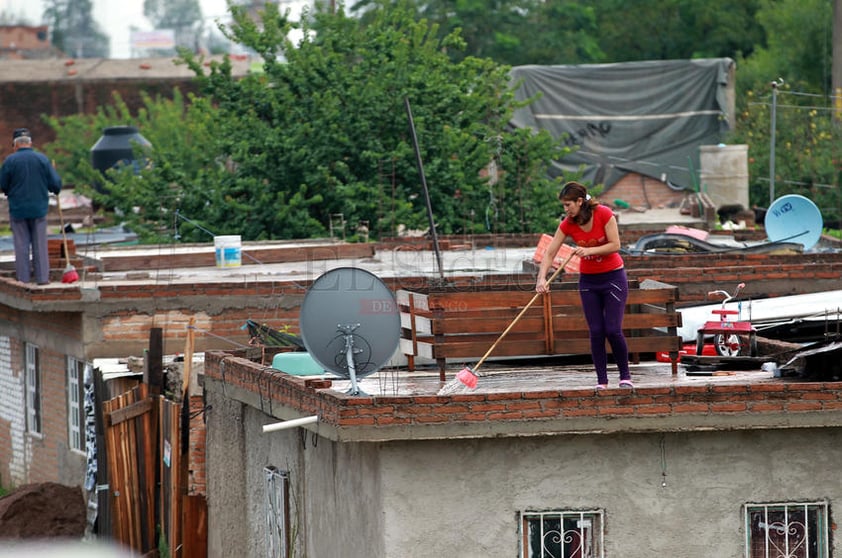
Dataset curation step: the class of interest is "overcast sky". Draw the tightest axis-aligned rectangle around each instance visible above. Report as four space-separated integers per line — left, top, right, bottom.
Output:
4 0 307 58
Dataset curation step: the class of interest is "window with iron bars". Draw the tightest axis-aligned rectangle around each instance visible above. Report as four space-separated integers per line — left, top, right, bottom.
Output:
25 343 41 434
264 466 291 558
521 510 603 558
745 501 829 558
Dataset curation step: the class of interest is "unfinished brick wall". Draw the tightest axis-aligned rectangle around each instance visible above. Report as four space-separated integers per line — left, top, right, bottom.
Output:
0 80 200 161
204 350 842 430
624 251 842 303
603 173 689 209
29 348 67 483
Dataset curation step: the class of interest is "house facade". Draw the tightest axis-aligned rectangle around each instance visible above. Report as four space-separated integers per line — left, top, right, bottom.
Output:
203 348 842 558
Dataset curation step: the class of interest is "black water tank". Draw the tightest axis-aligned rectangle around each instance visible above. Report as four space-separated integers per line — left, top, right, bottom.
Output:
90 125 151 176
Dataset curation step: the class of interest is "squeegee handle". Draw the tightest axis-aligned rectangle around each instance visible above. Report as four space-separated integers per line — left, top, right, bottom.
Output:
473 253 573 373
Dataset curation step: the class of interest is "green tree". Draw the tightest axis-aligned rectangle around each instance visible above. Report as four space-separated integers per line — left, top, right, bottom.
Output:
43 0 110 57
44 89 229 242
735 0 833 94
173 2 566 240
593 0 764 62
726 0 840 226
354 0 603 65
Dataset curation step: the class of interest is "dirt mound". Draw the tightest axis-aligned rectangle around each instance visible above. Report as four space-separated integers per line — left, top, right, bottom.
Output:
0 482 86 539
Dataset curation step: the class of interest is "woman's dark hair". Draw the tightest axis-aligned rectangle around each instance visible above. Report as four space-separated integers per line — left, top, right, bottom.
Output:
558 181 598 225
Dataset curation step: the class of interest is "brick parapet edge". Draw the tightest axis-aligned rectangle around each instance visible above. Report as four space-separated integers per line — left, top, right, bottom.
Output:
204 351 842 430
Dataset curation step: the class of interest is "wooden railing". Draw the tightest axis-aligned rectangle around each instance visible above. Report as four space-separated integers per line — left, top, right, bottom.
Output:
398 279 683 379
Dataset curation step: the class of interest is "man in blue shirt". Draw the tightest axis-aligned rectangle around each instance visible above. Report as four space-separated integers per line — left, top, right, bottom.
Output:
0 128 62 285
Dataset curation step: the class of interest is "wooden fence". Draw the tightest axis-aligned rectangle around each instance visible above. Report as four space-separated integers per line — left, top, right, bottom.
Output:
101 380 207 556
399 278 683 377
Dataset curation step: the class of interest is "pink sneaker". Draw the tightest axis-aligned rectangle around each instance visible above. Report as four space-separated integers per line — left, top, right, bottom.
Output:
619 379 634 389
595 384 608 390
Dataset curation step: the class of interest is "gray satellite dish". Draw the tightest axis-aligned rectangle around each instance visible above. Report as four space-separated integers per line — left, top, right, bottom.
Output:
299 267 400 395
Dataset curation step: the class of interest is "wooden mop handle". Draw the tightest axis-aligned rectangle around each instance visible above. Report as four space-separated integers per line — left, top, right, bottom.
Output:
472 252 574 372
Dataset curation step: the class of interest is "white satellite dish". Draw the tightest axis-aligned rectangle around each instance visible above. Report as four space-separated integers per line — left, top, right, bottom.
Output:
299 267 400 395
764 194 823 250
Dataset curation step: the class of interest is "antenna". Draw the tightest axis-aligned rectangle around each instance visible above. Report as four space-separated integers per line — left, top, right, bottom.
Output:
299 267 400 396
764 194 823 250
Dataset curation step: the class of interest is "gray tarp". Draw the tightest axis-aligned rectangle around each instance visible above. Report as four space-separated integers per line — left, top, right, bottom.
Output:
509 58 735 192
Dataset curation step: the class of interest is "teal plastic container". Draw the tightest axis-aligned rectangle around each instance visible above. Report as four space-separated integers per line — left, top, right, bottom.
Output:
271 352 326 376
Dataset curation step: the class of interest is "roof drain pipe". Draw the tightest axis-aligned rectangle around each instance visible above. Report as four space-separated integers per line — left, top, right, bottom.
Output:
262 415 319 433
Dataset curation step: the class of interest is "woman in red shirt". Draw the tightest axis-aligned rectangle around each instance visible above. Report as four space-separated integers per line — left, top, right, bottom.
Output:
535 181 632 390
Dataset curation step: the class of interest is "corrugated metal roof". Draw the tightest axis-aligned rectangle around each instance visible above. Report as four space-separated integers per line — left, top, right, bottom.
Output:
0 54 254 82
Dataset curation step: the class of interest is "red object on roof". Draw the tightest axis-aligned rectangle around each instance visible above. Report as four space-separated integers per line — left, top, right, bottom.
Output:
532 234 581 273
665 225 709 241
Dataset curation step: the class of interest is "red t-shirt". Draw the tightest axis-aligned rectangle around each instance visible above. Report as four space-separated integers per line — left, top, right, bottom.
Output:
559 204 624 274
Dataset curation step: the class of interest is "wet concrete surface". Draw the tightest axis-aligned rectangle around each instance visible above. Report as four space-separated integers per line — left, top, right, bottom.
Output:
315 357 780 398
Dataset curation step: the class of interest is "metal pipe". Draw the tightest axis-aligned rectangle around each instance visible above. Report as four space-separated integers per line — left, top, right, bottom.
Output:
769 79 783 205
404 97 445 282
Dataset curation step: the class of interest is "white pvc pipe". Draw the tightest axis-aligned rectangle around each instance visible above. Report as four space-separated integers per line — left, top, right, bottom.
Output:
262 415 319 433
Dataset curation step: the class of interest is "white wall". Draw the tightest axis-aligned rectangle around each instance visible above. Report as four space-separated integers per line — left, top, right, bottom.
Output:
0 336 28 486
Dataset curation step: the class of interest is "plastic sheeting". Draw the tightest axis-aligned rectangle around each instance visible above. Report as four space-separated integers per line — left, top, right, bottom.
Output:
509 58 735 191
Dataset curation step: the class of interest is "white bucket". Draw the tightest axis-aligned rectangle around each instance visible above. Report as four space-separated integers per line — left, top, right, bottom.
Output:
214 235 242 268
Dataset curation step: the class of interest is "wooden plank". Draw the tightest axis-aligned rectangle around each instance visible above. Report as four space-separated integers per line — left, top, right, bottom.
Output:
422 338 550 359
621 314 681 328
145 398 158 554
549 337 682 354
549 314 681 330
106 397 153 426
396 290 431 312
138 384 156 554
171 401 183 557
429 315 547 335
400 312 431 334
628 289 679 304
543 292 554 354
413 290 681 311
146 328 163 396
160 401 173 553
421 333 681 360
182 494 208 558
125 388 140 550
422 290 542 311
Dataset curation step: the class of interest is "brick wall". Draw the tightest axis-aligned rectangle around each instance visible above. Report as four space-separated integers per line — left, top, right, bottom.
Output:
204 350 842 434
624 251 842 303
604 174 688 209
0 79 200 161
0 26 52 59
29 348 67 483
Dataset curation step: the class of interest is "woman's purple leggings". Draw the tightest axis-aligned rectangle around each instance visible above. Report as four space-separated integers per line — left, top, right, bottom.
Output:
578 268 631 385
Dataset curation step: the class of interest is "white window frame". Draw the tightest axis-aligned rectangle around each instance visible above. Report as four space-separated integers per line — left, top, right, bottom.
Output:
67 356 87 452
25 343 41 435
744 501 829 558
521 509 604 558
264 466 290 558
